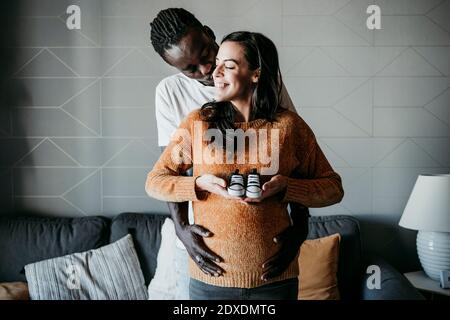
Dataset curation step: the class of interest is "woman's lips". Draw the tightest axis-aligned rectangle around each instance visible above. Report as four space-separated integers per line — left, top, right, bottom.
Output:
215 82 228 89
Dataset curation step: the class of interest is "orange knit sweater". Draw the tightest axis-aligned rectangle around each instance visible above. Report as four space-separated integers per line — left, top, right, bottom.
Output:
145 109 344 288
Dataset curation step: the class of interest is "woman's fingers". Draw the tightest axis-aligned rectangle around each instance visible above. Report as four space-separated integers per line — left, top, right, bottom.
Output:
262 181 273 192
244 198 262 203
212 176 226 187
212 185 230 197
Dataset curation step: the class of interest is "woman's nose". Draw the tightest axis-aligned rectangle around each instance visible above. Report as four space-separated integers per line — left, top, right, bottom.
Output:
212 64 222 78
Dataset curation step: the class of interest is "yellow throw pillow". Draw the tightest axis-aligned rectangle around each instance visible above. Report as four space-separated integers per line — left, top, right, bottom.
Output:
298 233 341 300
0 282 29 300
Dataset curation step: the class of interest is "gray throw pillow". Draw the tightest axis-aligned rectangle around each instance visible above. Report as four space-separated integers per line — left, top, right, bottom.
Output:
24 234 148 300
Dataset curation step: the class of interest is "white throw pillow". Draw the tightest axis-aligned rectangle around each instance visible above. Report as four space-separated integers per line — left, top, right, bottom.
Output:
147 218 178 300
24 234 148 300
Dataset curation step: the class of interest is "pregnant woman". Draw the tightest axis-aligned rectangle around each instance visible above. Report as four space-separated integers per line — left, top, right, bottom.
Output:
145 31 344 300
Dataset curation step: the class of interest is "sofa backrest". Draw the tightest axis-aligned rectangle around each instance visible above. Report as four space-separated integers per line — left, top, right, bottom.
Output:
0 215 110 282
308 215 363 300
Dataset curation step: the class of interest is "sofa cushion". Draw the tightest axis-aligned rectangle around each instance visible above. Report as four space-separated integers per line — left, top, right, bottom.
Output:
0 215 110 282
298 233 341 300
110 212 169 285
0 282 29 300
24 234 147 300
308 215 362 300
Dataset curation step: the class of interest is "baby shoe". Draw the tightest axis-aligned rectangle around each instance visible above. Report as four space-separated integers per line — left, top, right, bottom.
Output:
246 168 262 198
227 169 245 197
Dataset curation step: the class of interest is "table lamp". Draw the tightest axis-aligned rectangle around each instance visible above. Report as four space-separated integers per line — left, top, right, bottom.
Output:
399 174 450 281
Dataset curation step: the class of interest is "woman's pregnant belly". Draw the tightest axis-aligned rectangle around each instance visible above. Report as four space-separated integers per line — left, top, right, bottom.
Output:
192 195 291 273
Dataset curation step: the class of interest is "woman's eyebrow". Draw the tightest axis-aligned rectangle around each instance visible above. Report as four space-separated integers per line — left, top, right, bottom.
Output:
216 58 239 64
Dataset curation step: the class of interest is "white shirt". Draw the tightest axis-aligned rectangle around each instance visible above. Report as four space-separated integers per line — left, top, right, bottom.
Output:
154 72 297 249
155 73 217 147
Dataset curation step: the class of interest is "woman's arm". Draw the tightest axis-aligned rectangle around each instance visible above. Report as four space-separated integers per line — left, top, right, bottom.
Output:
146 111 243 203
145 164 204 203
283 127 344 208
145 112 205 203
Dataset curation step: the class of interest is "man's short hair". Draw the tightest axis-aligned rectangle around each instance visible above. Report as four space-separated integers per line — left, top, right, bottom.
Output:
150 8 203 57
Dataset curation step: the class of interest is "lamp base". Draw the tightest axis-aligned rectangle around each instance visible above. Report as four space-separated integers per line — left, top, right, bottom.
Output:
417 231 450 281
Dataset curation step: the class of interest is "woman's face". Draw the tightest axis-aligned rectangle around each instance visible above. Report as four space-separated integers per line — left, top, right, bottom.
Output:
212 41 259 103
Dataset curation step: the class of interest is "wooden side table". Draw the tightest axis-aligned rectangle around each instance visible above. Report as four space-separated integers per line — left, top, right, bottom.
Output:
404 271 450 300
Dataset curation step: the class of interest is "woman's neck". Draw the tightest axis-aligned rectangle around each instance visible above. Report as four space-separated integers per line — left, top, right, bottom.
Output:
231 96 252 122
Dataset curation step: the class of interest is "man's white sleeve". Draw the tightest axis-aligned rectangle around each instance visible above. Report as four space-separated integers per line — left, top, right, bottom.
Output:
155 83 177 147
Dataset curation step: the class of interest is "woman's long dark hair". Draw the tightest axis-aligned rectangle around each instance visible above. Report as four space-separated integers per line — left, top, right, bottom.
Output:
200 31 285 134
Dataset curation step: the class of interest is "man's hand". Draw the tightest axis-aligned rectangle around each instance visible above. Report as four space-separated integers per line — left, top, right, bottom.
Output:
261 225 303 281
261 204 309 281
241 174 288 203
176 222 225 277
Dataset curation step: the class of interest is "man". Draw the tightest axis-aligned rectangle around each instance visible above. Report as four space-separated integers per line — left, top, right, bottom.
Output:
149 8 309 299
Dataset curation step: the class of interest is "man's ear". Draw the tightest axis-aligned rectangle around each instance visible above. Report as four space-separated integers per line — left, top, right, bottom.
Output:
203 25 216 41
252 69 261 84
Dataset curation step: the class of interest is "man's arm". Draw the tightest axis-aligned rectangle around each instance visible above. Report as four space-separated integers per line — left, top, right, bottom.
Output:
153 83 224 276
160 147 191 238
283 122 344 207
158 147 224 277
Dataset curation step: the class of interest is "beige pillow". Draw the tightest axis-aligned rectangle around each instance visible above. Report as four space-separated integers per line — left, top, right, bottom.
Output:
298 233 341 300
0 282 29 300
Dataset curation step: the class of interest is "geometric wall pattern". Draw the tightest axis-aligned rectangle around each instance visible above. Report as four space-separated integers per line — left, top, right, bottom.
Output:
0 0 449 272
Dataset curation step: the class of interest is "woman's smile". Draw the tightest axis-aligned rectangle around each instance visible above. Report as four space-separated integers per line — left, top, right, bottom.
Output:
212 41 258 106
215 82 229 89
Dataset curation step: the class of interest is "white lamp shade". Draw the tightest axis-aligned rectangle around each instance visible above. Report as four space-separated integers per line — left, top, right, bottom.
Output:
399 174 450 232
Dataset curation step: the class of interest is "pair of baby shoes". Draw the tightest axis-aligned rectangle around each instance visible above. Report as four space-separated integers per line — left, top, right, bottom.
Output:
227 169 262 198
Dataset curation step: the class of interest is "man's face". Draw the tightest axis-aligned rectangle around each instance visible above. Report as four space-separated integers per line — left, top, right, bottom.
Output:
163 27 218 86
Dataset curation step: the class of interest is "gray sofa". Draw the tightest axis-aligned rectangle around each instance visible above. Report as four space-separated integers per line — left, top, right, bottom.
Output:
0 212 424 300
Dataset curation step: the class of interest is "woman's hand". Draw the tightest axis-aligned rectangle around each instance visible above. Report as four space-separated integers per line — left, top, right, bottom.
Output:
195 174 242 200
241 174 288 203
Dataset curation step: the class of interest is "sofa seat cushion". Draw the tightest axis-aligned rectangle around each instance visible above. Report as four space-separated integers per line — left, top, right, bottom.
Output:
0 215 110 282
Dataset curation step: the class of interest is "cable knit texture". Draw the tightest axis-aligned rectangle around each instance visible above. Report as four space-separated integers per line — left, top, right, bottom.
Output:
145 109 344 288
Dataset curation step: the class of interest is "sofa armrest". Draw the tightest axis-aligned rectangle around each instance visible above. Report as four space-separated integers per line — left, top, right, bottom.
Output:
361 254 425 300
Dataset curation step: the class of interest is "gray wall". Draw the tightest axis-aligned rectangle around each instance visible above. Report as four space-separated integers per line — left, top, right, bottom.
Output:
1 0 449 272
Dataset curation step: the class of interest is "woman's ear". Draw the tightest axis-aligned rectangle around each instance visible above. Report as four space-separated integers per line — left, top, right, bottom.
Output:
252 69 261 84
